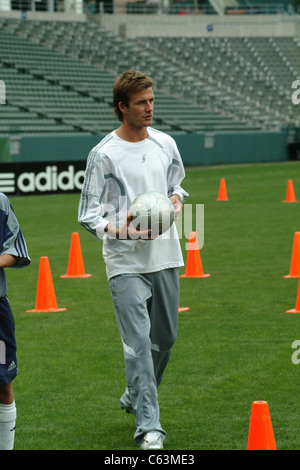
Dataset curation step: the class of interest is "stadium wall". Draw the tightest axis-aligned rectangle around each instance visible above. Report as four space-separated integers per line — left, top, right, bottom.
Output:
0 138 10 162
0 131 289 196
7 129 288 165
99 12 300 38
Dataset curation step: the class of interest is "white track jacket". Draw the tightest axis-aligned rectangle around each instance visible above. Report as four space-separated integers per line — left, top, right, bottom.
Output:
78 127 189 280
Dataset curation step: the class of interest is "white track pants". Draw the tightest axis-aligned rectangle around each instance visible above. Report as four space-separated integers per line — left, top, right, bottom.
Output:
109 268 179 445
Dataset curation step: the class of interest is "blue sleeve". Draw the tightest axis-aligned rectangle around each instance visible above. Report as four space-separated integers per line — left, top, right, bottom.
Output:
0 193 31 268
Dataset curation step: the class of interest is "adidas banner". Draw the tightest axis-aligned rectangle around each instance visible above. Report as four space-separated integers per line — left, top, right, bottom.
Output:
0 161 86 196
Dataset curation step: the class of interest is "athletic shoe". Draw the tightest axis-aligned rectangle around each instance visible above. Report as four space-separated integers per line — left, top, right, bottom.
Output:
140 432 164 450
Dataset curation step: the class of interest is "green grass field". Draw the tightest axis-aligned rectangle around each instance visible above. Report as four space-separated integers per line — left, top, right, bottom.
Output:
5 160 300 450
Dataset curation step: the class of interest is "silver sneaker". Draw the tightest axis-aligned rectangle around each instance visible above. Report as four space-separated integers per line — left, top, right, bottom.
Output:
140 432 164 450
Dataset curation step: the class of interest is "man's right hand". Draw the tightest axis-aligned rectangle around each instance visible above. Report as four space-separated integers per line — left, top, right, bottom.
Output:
105 213 157 240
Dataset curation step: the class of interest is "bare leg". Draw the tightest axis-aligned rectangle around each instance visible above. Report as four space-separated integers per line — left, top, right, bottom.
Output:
0 383 14 405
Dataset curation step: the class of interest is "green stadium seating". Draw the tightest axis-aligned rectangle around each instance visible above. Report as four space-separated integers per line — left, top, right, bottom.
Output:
0 17 299 137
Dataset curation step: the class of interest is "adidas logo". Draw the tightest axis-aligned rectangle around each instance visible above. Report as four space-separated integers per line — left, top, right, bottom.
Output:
8 361 16 371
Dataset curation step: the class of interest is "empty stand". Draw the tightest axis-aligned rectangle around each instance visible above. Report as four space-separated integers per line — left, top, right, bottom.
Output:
0 17 299 137
140 35 300 130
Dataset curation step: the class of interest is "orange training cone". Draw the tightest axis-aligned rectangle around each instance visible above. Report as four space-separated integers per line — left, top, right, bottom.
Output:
247 401 276 450
284 232 300 278
282 179 297 203
217 178 229 201
60 232 91 278
178 305 190 312
286 278 300 313
26 256 67 313
180 232 210 278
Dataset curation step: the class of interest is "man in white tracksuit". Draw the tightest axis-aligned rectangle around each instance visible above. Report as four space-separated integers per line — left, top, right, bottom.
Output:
78 70 188 450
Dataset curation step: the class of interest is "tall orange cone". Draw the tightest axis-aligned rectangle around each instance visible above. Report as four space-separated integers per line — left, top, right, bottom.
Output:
180 232 210 278
247 401 276 450
284 232 300 278
26 257 67 313
217 178 229 201
282 179 297 203
286 278 300 313
60 232 91 278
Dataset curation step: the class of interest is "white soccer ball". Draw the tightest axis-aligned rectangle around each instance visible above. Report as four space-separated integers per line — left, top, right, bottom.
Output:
129 191 175 237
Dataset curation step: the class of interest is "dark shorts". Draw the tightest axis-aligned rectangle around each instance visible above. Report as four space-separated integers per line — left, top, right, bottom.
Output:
0 296 18 386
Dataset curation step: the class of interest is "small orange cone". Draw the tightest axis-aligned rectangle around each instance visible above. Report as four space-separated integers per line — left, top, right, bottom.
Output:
217 178 229 201
247 401 276 450
282 179 298 203
284 232 300 278
286 278 300 313
60 232 91 278
26 257 67 313
180 232 210 278
178 305 190 312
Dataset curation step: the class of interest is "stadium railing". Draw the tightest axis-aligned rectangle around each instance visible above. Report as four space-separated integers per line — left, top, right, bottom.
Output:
3 0 296 15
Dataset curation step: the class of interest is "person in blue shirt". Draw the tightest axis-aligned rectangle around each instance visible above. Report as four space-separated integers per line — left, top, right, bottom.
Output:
0 193 30 450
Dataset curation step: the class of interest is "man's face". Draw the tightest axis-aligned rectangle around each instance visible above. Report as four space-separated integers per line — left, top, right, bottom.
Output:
121 87 154 129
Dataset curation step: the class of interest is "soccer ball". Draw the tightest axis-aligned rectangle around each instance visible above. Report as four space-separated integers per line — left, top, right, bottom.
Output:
129 191 175 237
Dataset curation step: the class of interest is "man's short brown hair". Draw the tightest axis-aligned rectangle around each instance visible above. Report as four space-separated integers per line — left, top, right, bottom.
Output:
113 70 154 122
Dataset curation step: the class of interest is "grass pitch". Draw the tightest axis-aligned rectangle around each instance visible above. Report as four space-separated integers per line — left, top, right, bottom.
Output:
6 160 300 450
